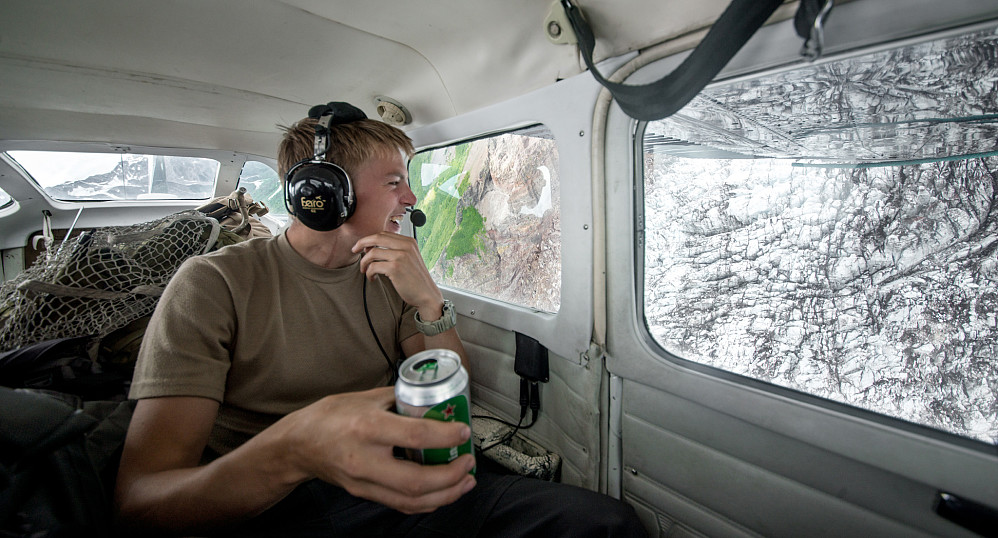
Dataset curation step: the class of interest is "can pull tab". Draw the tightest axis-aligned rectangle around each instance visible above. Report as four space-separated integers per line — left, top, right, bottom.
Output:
415 359 439 381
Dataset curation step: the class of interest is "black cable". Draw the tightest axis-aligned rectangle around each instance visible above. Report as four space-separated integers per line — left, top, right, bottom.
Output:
479 413 529 453
476 377 539 453
529 381 540 424
471 414 522 430
363 277 396 383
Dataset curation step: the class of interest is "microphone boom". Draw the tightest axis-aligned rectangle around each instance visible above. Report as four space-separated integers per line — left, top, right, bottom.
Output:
406 207 427 227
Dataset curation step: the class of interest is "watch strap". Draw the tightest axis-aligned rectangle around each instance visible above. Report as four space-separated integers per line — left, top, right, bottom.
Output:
414 299 457 336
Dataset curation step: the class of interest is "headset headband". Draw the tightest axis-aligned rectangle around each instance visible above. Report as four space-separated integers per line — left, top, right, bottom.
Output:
313 113 333 162
307 101 367 161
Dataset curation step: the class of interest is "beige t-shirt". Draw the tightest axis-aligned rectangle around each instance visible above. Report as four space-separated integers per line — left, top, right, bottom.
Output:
129 233 418 455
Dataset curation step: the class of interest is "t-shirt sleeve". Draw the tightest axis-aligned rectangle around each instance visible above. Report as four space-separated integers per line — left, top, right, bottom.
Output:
399 301 419 343
129 256 235 402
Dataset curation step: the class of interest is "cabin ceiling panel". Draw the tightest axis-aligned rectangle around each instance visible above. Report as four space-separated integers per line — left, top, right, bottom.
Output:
1 0 792 151
278 0 744 113
0 107 281 159
278 0 582 116
570 0 739 60
0 60 298 132
0 0 453 146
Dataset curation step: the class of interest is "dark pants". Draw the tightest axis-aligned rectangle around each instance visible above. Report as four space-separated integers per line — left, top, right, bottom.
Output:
219 460 647 537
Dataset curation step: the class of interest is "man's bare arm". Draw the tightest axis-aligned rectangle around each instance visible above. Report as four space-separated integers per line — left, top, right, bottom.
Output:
114 388 475 536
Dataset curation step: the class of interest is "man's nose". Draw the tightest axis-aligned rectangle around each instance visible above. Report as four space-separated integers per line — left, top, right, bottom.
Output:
401 182 418 205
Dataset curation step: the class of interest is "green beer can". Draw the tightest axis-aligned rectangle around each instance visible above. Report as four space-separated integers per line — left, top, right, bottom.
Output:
395 349 475 474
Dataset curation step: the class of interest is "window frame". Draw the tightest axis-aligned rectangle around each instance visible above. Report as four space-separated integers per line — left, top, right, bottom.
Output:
406 72 602 364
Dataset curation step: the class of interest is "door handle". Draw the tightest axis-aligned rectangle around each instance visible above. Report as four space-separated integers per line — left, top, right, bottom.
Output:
935 491 998 537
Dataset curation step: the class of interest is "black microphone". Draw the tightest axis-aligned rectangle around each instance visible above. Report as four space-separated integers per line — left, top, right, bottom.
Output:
406 207 426 227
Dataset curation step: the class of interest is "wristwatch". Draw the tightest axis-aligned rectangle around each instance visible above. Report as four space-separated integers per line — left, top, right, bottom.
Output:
414 299 457 336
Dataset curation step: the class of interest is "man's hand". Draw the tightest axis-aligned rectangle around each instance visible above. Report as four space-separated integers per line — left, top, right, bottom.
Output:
352 232 444 316
353 231 471 372
115 388 476 535
280 386 476 514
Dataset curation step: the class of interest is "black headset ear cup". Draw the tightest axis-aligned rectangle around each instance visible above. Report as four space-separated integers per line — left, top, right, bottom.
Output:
284 160 355 231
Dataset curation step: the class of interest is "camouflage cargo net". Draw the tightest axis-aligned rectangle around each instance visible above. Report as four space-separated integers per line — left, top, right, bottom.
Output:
0 211 219 352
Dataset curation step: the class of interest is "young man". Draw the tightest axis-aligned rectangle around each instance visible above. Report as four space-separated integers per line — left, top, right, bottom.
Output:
114 103 646 537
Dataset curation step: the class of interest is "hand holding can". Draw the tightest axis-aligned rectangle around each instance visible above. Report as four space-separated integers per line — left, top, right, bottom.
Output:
395 349 476 475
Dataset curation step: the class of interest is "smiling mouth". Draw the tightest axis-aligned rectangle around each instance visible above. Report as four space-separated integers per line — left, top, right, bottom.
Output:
389 215 403 226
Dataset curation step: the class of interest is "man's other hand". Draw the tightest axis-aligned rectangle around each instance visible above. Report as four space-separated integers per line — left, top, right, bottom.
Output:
279 386 477 514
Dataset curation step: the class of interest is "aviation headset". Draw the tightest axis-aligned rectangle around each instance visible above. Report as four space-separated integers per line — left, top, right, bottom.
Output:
283 102 366 231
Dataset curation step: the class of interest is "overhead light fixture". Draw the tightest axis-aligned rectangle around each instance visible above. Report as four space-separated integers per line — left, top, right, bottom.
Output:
374 96 412 126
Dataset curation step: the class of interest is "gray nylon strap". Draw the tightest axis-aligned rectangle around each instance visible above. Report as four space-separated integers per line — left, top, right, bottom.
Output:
560 0 786 121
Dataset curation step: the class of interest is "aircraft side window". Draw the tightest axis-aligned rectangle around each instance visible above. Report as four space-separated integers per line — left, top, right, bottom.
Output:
6 151 219 201
237 160 288 221
641 26 998 444
410 125 561 312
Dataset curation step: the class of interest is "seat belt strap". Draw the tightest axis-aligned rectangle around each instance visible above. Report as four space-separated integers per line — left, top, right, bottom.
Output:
560 0 784 121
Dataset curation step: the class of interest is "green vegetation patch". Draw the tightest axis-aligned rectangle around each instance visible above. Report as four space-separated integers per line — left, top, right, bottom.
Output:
409 142 475 269
446 206 486 259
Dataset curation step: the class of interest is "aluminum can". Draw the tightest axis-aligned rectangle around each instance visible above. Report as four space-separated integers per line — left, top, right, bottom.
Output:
395 349 475 473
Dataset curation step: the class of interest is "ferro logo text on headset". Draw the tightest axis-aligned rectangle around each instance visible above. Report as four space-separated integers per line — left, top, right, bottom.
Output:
300 196 326 212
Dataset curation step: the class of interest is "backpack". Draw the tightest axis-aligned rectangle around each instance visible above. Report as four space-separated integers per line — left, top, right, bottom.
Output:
195 187 271 248
0 388 135 538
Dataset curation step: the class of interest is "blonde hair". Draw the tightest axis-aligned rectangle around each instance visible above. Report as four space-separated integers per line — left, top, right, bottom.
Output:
277 118 414 181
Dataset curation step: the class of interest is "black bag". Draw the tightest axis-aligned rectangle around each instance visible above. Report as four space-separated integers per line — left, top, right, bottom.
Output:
0 336 129 401
0 388 134 537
